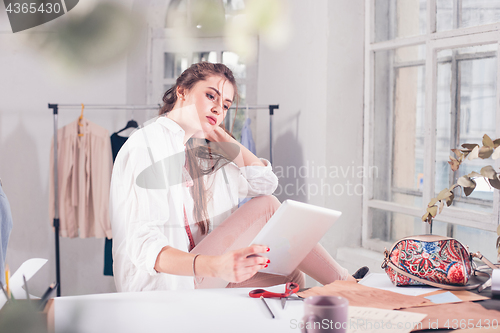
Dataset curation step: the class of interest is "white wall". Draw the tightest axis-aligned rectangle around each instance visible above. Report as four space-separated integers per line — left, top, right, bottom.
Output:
324 0 365 272
256 0 365 281
257 0 329 206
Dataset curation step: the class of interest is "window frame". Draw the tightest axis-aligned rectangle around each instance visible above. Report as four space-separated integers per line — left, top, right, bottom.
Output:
363 0 500 252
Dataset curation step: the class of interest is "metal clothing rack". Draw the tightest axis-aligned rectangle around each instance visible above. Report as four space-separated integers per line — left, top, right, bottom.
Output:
48 103 278 297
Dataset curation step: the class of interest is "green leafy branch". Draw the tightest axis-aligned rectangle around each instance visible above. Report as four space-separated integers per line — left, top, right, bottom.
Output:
422 134 500 252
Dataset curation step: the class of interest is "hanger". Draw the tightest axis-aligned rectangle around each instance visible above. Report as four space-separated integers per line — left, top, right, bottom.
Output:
78 104 84 137
115 116 139 135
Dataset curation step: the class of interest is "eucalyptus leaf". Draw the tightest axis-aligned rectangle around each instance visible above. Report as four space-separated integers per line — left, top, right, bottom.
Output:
451 148 462 157
428 197 439 207
436 188 452 201
445 192 454 206
488 177 500 190
461 143 479 152
468 171 482 178
438 200 445 214
478 146 494 159
483 134 494 148
422 213 431 223
457 176 476 196
480 165 497 179
464 185 475 196
457 175 475 188
427 205 438 217
448 157 460 172
492 146 500 160
468 146 480 161
494 138 500 148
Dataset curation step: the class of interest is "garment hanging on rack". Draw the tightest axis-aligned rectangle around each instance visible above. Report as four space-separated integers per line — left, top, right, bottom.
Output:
49 117 113 239
104 132 131 276
239 117 257 207
0 181 13 285
240 117 256 155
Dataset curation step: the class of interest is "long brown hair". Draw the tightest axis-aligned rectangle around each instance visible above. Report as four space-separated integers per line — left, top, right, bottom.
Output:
159 62 238 235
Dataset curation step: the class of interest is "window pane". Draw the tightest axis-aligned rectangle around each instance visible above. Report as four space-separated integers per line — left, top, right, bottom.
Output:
435 45 497 213
436 0 455 31
374 0 426 42
370 208 421 243
373 46 425 209
435 61 452 193
438 0 500 32
164 53 189 78
222 51 246 79
193 51 218 63
432 220 498 261
236 83 246 105
462 0 500 29
224 84 246 141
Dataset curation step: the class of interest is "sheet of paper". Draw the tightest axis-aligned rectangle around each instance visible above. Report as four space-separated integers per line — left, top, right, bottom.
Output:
359 273 440 296
1 258 48 309
347 306 427 333
296 280 432 310
424 291 462 304
420 289 489 303
399 302 500 330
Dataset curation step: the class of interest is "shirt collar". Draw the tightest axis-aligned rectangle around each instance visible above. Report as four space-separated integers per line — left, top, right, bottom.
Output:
156 116 187 147
156 116 185 134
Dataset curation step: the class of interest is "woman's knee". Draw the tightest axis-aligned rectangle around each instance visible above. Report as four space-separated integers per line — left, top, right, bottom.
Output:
249 195 281 213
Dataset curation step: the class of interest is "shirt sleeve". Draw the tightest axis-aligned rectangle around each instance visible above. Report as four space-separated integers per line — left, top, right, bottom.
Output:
111 142 171 276
237 158 279 198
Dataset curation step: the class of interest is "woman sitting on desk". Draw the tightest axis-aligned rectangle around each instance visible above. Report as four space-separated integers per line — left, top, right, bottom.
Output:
110 62 364 292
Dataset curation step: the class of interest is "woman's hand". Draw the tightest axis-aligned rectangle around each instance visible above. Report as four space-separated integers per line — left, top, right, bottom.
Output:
204 125 233 143
211 245 270 283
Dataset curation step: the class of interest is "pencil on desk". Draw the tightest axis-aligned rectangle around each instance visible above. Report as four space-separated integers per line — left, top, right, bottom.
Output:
23 275 30 300
0 283 8 300
260 296 275 319
39 282 57 311
5 264 9 299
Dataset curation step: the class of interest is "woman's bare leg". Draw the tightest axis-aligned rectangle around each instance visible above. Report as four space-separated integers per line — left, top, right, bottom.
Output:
298 243 356 284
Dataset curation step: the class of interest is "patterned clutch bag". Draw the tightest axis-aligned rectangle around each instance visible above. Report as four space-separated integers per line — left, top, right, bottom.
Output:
382 235 473 287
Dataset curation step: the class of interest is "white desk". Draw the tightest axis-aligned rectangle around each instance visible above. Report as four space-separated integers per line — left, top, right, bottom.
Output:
54 285 305 333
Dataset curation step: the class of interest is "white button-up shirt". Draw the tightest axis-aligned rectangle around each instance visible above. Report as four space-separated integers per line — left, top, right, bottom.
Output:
110 116 278 292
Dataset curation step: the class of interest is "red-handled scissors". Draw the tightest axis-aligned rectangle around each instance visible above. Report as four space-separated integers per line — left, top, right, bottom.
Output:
249 282 300 299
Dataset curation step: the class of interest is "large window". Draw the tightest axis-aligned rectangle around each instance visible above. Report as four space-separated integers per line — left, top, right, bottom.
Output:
148 0 256 141
364 0 500 259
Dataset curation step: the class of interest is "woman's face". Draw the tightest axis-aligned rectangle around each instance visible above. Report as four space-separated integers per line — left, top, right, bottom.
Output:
181 75 235 135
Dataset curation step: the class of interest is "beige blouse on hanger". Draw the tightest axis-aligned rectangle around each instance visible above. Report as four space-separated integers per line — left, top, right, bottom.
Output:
49 117 113 239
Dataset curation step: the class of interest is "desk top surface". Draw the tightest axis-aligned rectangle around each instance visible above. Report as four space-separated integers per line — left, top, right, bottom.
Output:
54 285 305 333
53 280 500 333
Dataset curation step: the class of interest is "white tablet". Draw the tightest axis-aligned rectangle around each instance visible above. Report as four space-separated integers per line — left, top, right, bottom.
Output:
248 199 342 276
